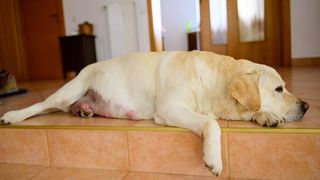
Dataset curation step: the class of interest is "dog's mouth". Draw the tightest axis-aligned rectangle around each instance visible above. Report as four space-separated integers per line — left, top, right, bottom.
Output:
285 100 309 122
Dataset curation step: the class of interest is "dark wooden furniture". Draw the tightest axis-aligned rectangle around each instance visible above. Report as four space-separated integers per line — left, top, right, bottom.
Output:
59 35 97 78
187 31 200 51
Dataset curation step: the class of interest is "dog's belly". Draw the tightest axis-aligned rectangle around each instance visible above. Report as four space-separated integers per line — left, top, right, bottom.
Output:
69 52 163 120
70 89 138 119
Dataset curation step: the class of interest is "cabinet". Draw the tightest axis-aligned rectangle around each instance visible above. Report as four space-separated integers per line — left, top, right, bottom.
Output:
59 35 97 78
187 32 200 51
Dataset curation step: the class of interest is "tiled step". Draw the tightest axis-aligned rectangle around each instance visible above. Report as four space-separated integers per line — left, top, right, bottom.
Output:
2 65 320 179
0 114 319 179
0 163 216 180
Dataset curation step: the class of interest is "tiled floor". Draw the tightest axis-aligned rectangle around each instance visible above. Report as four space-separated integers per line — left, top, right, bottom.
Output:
0 66 319 179
0 130 319 179
0 163 222 180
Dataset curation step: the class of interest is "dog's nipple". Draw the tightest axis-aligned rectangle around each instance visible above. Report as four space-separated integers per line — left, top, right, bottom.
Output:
127 110 136 120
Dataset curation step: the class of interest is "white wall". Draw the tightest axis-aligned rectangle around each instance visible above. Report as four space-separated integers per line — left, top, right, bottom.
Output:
62 0 150 61
160 0 199 51
291 0 320 58
62 0 319 59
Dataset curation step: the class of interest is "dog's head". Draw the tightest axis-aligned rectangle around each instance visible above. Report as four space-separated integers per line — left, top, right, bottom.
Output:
229 63 309 125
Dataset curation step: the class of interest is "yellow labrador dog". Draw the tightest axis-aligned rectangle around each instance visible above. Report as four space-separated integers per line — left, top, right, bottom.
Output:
1 51 308 175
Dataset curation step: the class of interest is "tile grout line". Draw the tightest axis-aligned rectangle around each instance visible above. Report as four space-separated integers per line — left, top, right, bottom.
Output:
226 133 231 179
27 166 50 180
44 129 51 167
122 171 130 180
125 130 131 172
225 133 230 179
126 170 214 178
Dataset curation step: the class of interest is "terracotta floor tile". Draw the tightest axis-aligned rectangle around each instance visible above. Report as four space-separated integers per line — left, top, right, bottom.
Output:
127 131 228 177
47 130 129 170
31 167 127 180
228 133 320 179
17 112 136 126
130 119 163 127
131 119 227 128
0 163 47 180
227 105 320 128
0 129 49 165
0 91 43 116
19 79 65 92
227 120 261 128
299 88 320 101
38 88 60 99
124 171 225 180
16 112 226 130
1 67 319 128
217 120 228 127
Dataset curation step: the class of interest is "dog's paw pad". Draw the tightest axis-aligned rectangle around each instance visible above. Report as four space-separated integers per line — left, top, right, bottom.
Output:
0 119 10 125
253 112 282 127
205 163 222 176
262 119 279 127
1 111 24 124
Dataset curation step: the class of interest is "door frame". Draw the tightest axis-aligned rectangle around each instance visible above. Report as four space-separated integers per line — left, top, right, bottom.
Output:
280 0 292 66
200 0 292 66
147 0 163 51
199 0 227 55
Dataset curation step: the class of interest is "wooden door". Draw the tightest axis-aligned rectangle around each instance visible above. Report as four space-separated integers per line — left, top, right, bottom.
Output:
0 0 27 81
19 0 64 80
200 0 291 66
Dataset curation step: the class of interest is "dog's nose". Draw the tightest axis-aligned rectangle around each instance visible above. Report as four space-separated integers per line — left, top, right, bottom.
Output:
300 101 309 113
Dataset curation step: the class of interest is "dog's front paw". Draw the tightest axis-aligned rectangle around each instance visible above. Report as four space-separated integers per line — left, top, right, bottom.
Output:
203 152 223 176
252 112 284 127
1 111 25 125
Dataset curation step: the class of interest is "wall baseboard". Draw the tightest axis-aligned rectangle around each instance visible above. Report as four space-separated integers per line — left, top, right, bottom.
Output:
292 57 320 66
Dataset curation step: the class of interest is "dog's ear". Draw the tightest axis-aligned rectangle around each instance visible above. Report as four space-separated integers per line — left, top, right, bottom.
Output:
229 71 260 111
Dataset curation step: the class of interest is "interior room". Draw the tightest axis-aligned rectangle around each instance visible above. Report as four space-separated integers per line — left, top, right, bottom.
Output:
0 0 319 179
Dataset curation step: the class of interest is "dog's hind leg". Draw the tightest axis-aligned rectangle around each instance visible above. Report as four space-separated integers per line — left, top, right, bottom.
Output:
1 68 91 124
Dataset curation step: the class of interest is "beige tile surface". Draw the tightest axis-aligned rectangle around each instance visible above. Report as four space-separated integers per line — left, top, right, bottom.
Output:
0 164 224 180
0 129 49 165
18 79 65 92
1 66 319 129
17 112 137 127
31 167 127 180
130 119 167 127
124 171 224 180
228 133 320 179
127 131 228 177
227 105 320 128
0 91 43 116
0 163 47 180
47 130 129 170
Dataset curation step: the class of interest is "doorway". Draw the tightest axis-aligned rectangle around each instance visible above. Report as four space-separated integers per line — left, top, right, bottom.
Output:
200 0 291 66
19 0 65 80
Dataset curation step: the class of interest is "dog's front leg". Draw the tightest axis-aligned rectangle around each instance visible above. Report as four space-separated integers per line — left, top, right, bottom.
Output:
156 103 222 175
203 120 222 176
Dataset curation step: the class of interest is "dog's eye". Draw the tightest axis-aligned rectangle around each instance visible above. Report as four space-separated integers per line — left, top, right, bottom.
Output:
275 86 283 93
